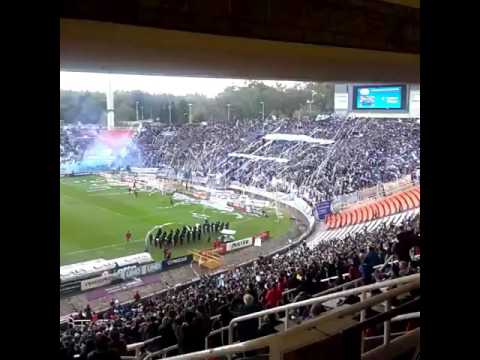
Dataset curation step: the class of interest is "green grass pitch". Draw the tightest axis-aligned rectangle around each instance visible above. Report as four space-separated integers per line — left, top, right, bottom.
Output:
60 175 293 265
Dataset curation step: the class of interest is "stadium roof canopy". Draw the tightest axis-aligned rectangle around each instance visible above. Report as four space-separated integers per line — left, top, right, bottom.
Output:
61 0 419 83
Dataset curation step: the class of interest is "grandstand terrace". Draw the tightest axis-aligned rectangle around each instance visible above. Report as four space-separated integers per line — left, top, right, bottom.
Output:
61 1 420 359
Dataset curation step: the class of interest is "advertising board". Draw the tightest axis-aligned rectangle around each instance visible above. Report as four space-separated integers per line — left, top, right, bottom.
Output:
226 237 253 252
80 274 115 291
162 255 193 270
314 201 332 220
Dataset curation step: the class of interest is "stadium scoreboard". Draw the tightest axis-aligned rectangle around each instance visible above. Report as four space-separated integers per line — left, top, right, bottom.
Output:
334 83 420 118
353 85 406 110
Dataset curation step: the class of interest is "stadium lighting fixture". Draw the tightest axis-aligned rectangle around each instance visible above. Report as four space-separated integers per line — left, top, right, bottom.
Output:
306 99 313 113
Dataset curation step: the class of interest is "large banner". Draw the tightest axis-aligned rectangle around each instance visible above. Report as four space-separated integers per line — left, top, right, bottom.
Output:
162 255 193 271
226 237 253 252
80 274 115 291
130 167 158 174
142 261 163 275
314 200 332 220
115 261 163 281
116 265 142 280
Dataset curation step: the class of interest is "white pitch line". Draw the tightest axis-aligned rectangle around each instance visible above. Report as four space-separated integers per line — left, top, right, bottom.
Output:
65 239 145 256
88 192 129 197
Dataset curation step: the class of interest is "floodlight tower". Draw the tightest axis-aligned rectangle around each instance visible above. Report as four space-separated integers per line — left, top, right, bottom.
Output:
106 76 115 129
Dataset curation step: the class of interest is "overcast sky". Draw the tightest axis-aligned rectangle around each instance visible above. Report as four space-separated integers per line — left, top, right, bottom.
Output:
60 72 301 98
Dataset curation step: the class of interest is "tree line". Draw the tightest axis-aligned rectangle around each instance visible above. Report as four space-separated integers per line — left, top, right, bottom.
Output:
60 81 334 125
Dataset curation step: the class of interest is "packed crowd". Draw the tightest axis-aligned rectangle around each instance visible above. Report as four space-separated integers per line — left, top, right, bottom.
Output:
134 116 420 204
61 116 420 205
60 214 420 359
60 126 97 164
135 120 275 177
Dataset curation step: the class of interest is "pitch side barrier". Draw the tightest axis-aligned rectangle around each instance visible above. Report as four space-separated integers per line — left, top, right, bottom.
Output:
60 254 193 300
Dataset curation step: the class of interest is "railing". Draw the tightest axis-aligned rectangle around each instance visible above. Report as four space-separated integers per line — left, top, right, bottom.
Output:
282 257 399 304
227 273 419 346
203 276 365 351
124 335 163 359
141 344 179 360
124 262 402 358
158 274 419 360
282 274 363 304
65 318 110 327
363 311 420 342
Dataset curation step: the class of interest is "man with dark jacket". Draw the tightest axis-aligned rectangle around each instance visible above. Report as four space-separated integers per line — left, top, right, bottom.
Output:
108 331 127 356
234 294 263 342
192 305 211 350
87 334 121 360
362 246 382 284
158 314 177 351
173 311 203 354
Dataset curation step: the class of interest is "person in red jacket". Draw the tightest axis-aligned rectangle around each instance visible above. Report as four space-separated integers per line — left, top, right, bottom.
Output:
263 283 281 308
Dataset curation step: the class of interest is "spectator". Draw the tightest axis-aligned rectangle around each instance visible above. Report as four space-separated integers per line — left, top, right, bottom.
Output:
159 313 178 349
257 314 283 337
235 294 262 342
173 311 202 354
263 283 281 309
108 331 127 356
87 334 121 360
362 246 382 284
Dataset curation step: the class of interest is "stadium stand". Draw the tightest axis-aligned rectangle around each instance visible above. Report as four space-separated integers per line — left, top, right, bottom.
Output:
60 114 420 360
130 115 420 205
61 116 419 206
325 186 420 229
60 210 419 359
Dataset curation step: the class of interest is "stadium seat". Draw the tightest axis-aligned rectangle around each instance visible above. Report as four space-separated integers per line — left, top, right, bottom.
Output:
325 187 420 230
